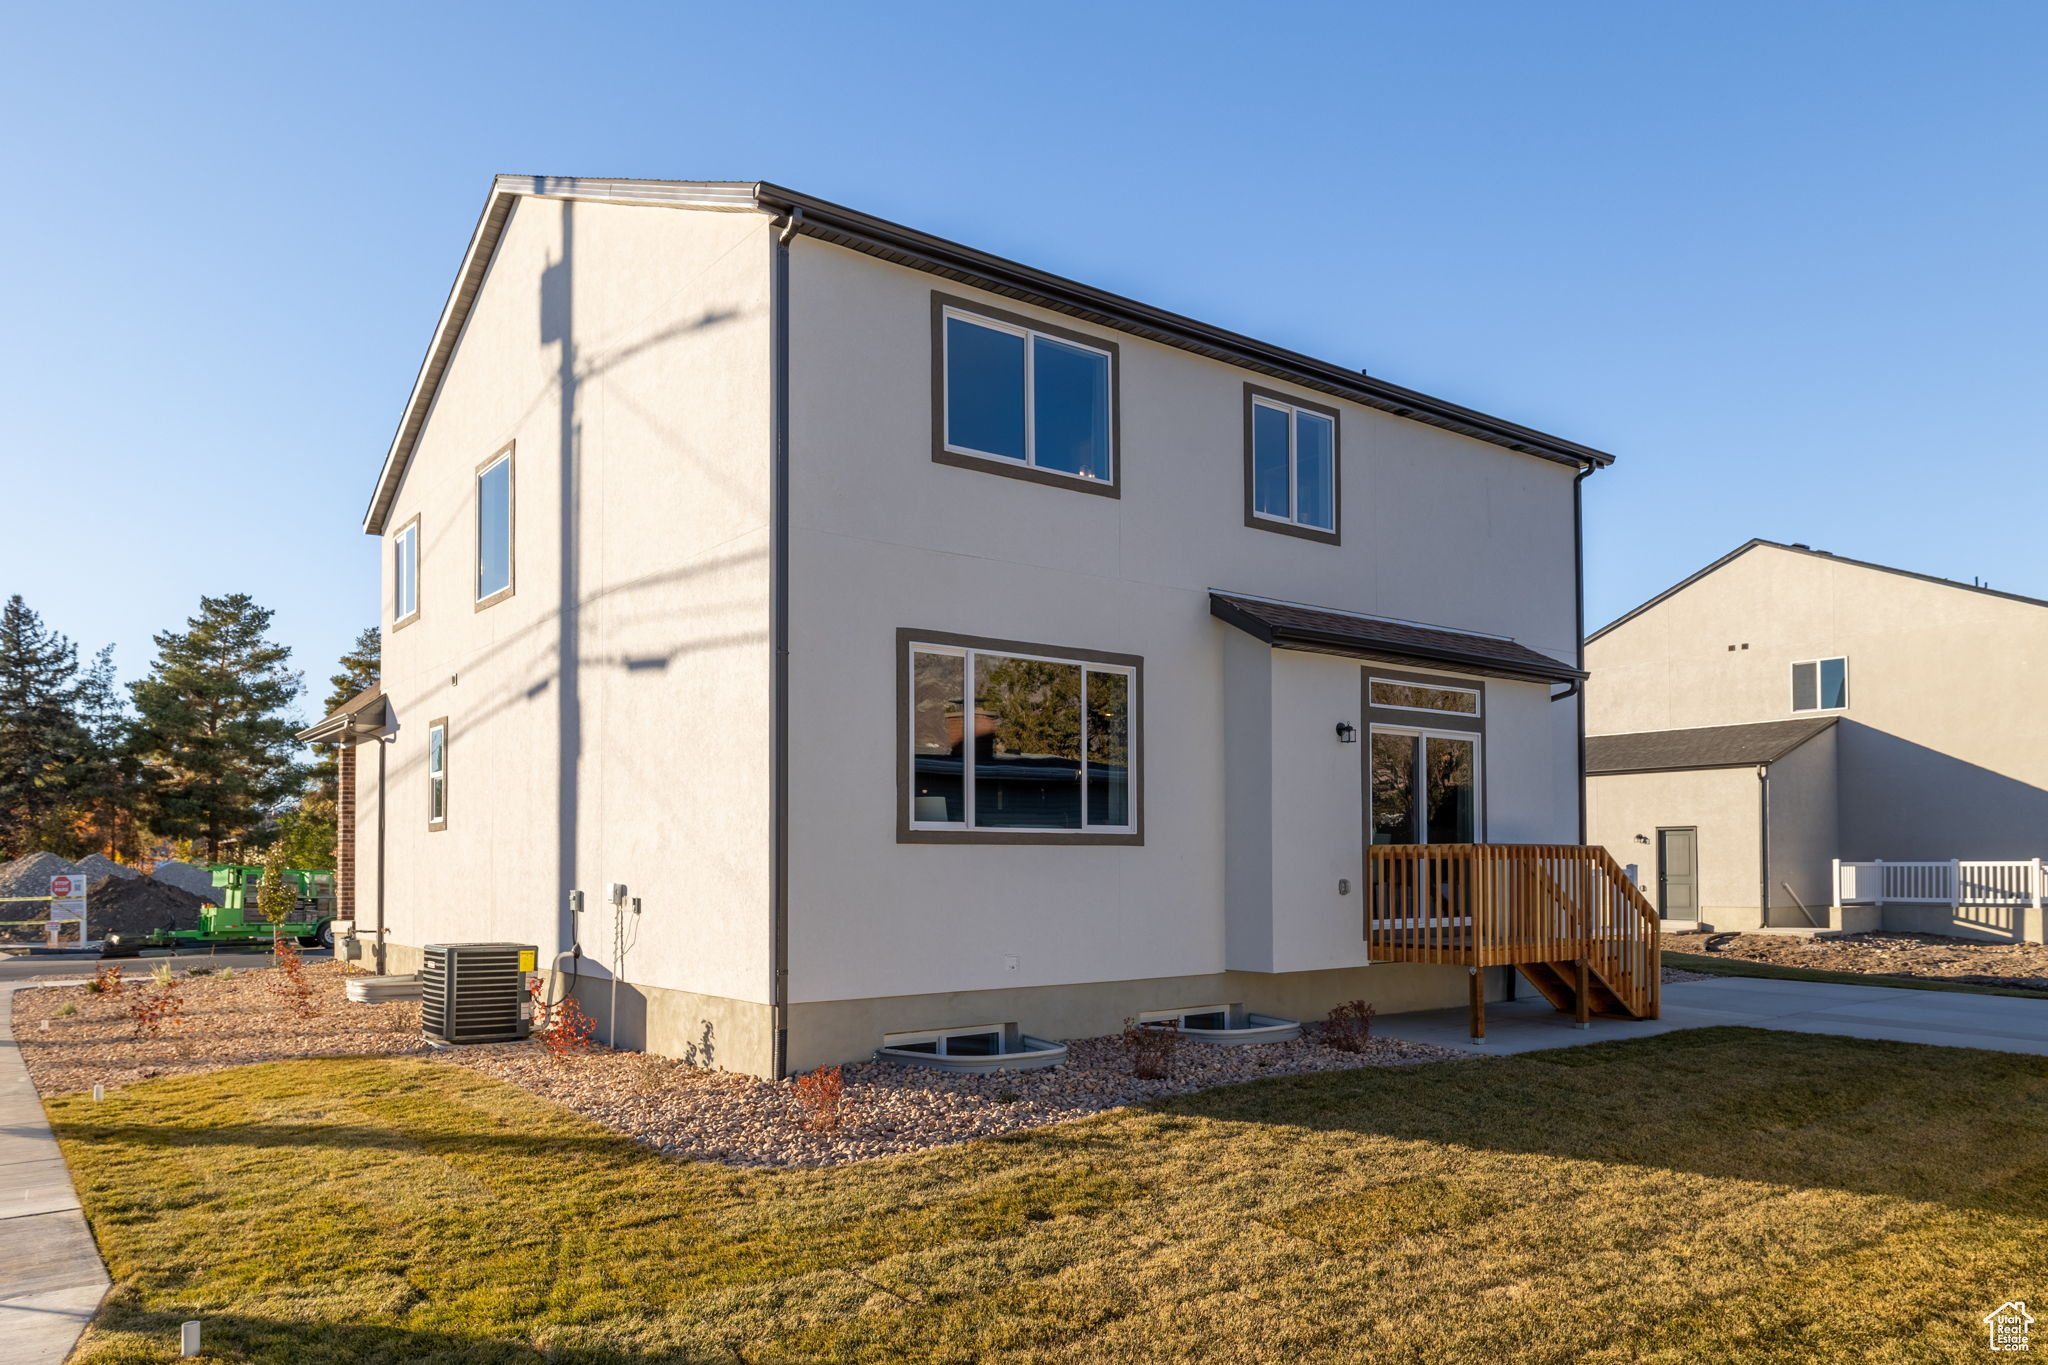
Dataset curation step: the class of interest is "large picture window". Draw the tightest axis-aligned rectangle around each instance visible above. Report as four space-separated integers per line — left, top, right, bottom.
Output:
1245 385 1340 543
933 295 1119 497
902 631 1140 843
1791 657 1847 712
476 446 515 607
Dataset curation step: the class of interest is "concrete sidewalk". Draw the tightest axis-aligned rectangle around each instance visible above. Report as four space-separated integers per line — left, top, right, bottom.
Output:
1376 974 2048 1057
0 981 108 1364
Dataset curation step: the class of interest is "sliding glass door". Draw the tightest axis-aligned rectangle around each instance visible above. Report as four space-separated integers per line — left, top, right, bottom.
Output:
1370 728 1478 845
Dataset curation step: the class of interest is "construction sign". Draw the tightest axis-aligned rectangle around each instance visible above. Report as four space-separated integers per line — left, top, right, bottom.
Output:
48 875 87 946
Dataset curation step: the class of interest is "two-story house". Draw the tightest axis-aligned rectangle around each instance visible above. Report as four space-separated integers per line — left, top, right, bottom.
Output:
1587 539 2048 942
303 175 1657 1077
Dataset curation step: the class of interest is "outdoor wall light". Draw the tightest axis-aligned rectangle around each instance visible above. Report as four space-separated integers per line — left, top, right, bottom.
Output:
1635 833 1651 844
1335 722 1358 744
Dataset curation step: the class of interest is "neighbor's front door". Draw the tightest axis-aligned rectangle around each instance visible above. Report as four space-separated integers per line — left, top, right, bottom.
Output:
1656 827 1698 920
1370 728 1479 845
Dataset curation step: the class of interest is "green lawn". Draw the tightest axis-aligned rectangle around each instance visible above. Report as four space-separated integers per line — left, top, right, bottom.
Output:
50 1029 2048 1363
1664 948 2048 999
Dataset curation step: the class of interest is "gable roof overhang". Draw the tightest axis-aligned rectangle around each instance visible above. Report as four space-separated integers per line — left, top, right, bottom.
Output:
1584 717 1837 775
362 175 1617 535
1588 539 2048 644
295 685 390 746
1210 591 1584 685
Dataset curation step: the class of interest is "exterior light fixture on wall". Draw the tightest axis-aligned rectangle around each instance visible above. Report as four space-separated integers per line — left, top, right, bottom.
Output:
1635 833 1650 844
1335 722 1358 744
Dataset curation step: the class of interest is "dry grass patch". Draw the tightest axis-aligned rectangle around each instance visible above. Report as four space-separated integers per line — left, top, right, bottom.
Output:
48 1026 2048 1363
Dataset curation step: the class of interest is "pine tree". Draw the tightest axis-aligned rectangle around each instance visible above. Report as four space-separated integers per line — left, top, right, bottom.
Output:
129 594 305 860
0 596 87 857
277 626 379 869
70 645 142 859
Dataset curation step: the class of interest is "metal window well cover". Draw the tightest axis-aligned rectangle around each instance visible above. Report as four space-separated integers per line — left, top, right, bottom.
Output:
344 974 421 1004
1178 1014 1302 1045
875 1036 1069 1073
421 943 533 1044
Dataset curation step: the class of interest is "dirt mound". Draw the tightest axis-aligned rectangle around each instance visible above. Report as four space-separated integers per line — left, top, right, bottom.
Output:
0 851 79 900
74 853 138 880
147 861 219 902
79 874 208 942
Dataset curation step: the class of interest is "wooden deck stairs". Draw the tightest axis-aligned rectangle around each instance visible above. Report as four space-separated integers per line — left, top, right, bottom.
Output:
1366 844 1661 1040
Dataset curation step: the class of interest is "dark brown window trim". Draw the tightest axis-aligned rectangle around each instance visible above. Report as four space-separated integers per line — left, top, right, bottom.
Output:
896 626 1143 846
929 292 1122 500
1242 383 1342 546
390 513 422 632
474 442 517 612
1360 666 1487 845
427 716 449 832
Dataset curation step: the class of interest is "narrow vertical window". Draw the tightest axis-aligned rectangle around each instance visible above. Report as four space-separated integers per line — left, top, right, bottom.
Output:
910 650 967 824
427 720 448 829
476 448 514 606
1245 387 1341 543
392 519 419 624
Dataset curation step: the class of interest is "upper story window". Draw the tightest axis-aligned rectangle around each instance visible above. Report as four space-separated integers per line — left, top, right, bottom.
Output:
1245 386 1340 544
476 446 515 608
427 719 448 830
392 517 420 627
933 294 1119 498
901 629 1140 844
1791 657 1848 712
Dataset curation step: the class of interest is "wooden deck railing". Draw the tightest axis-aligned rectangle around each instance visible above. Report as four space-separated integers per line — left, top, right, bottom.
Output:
1366 844 1660 1020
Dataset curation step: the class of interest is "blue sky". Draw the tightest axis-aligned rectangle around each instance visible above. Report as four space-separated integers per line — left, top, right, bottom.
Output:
6 1 2043 717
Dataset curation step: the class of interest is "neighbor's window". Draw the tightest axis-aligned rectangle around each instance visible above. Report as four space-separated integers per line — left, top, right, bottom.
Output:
392 519 419 624
1248 388 1339 539
908 638 1136 837
1370 679 1480 716
941 303 1114 485
427 720 447 828
476 449 514 604
1791 657 1848 712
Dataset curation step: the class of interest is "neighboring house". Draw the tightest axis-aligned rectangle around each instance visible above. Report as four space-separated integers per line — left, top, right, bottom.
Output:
302 174 1652 1078
1587 539 2048 941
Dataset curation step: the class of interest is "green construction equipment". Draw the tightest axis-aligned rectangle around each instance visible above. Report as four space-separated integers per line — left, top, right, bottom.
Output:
101 864 336 958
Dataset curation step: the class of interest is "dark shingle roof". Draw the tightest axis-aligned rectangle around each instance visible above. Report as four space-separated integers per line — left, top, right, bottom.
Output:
1585 717 1836 775
1209 592 1583 684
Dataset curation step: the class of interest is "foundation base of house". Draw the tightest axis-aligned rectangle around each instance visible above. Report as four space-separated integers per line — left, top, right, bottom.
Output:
372 947 1520 1078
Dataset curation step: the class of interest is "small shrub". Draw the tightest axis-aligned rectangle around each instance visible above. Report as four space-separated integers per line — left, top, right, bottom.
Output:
994 1091 1023 1105
1322 999 1377 1053
793 1064 852 1133
57 1002 77 1018
1122 1018 1182 1080
217 967 237 981
186 966 213 977
272 937 316 1017
86 964 123 997
128 977 182 1041
150 962 175 987
527 978 597 1060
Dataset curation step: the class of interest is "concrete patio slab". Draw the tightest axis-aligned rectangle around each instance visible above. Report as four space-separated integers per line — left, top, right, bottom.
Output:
0 982 109 1364
1376 974 2048 1057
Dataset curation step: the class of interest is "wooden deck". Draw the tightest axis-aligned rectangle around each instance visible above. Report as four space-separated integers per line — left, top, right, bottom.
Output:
1366 844 1661 1038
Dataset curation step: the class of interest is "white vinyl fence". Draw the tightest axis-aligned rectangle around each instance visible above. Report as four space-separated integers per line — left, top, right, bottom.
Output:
1835 859 2044 908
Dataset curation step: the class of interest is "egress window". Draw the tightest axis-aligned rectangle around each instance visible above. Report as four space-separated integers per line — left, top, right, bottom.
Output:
392 517 419 626
935 295 1117 494
1246 386 1340 542
1791 657 1848 712
476 446 514 607
904 632 1139 842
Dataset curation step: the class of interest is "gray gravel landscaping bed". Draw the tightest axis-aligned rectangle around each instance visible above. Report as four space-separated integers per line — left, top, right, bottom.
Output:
446 1029 1466 1168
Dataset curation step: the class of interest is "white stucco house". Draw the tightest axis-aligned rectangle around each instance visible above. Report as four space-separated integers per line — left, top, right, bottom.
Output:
1587 539 2048 941
302 175 1658 1076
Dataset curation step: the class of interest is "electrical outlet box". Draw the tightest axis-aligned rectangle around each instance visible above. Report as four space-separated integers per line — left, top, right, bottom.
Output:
1004 953 1019 972
608 882 628 906
1338 879 1351 896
